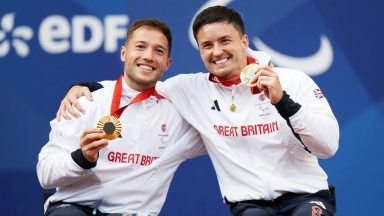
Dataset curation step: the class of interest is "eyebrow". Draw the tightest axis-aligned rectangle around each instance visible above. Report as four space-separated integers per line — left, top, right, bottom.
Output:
199 35 232 46
134 41 167 51
218 35 231 41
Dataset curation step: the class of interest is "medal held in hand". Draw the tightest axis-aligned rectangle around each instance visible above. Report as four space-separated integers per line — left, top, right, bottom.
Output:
96 75 164 141
240 63 260 87
97 115 122 140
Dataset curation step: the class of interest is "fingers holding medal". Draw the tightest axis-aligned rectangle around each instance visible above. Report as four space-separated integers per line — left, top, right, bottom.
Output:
97 115 122 140
80 128 109 163
242 62 283 104
240 63 260 87
240 62 274 86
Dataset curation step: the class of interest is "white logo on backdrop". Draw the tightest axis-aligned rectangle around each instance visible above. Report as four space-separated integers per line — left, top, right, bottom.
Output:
39 15 129 54
189 0 334 75
253 35 333 76
0 13 129 57
0 13 33 57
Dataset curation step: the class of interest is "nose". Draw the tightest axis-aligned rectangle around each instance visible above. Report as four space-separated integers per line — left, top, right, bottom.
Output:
143 48 154 61
212 44 223 57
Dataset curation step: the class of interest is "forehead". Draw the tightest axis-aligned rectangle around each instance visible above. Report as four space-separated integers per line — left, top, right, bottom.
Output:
129 26 169 48
196 22 241 42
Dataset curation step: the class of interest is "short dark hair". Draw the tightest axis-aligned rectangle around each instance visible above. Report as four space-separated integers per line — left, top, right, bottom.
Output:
192 6 245 41
125 18 172 56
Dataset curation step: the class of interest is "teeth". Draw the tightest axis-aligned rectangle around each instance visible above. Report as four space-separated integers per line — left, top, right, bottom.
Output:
214 58 228 64
139 64 153 71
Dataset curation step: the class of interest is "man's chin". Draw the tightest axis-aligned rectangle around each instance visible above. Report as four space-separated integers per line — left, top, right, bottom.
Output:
136 78 158 88
210 68 231 77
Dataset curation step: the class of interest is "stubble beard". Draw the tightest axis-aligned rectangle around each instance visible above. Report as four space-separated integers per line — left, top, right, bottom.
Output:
126 71 158 91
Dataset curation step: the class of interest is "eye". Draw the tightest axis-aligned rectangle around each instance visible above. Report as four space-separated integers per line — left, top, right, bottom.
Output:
221 39 231 44
135 44 145 50
155 48 165 55
202 44 212 49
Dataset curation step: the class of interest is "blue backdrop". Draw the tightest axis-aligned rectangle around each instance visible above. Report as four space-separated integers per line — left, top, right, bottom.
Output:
1 0 383 215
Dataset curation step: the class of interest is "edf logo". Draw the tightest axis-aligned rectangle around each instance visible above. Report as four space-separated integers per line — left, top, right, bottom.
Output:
0 13 33 57
0 13 129 58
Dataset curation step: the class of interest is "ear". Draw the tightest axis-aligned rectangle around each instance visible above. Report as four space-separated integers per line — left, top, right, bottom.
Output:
165 57 172 71
120 45 126 62
242 34 249 52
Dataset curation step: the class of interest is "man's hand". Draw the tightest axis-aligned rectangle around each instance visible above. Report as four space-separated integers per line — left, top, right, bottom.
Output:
250 66 283 104
56 86 93 121
80 128 108 163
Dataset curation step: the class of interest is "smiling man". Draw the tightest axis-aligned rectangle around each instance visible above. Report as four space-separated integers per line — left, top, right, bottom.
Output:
37 19 205 216
57 6 339 216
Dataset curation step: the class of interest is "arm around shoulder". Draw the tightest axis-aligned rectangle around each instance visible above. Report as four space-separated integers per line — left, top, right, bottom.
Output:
37 98 97 188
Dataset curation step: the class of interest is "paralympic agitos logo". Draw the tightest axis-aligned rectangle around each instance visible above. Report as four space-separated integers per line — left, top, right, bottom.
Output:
189 0 334 76
0 12 129 58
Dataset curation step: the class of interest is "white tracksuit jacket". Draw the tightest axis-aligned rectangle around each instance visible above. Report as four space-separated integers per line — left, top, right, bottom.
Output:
156 51 339 202
37 78 206 215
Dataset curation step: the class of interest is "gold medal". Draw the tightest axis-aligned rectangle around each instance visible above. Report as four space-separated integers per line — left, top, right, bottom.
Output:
230 104 236 112
97 115 122 140
240 63 260 87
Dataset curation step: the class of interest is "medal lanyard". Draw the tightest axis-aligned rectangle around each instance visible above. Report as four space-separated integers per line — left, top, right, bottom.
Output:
110 76 163 118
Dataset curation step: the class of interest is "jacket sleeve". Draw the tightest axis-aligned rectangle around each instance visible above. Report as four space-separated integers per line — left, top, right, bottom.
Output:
156 74 200 105
275 69 339 159
180 126 207 160
70 82 103 92
37 98 96 189
156 77 207 158
158 120 207 172
69 80 114 92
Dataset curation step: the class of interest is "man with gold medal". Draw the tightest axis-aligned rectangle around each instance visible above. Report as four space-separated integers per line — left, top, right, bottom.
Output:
37 19 206 216
55 6 339 216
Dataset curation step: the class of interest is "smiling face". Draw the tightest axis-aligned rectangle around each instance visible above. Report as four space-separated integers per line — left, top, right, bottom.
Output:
196 22 248 80
121 26 171 91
